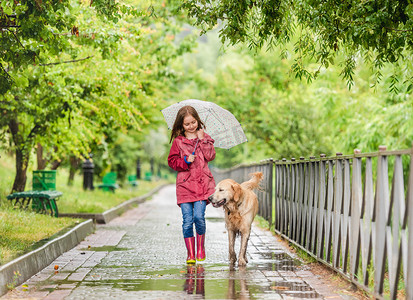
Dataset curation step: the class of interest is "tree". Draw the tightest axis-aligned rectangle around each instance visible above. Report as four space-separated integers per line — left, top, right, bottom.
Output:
181 0 413 88
0 0 196 192
0 0 139 94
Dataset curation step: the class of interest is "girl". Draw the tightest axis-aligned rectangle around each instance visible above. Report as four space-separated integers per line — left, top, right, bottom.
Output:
168 105 216 264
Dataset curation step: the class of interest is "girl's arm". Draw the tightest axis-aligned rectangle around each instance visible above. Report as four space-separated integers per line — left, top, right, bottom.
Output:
168 139 190 172
198 134 216 162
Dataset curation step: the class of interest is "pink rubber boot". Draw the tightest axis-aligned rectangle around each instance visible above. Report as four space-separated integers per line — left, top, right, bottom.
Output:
185 237 196 264
196 233 205 261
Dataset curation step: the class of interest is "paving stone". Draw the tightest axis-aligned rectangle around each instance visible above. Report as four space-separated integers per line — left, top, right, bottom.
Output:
67 268 91 282
44 289 72 300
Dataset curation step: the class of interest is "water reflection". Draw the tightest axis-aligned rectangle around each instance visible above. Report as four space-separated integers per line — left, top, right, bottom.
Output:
227 267 250 299
183 265 205 297
254 252 301 271
269 280 320 298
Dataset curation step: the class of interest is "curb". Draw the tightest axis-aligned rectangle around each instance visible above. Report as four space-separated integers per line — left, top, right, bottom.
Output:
0 219 94 297
59 184 169 224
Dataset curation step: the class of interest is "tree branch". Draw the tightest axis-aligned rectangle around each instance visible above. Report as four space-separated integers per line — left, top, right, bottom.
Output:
0 62 12 79
385 27 413 32
39 56 94 66
5 27 24 48
27 124 42 141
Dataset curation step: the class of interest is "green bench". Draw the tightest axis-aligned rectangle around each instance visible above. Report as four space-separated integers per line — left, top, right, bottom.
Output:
7 190 62 217
143 171 152 181
98 172 119 192
127 175 139 187
7 170 62 217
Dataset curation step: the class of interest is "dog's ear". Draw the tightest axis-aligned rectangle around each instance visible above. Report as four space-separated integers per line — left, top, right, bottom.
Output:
232 183 242 202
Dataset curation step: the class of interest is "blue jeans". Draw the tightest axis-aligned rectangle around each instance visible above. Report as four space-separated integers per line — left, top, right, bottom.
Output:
180 200 207 238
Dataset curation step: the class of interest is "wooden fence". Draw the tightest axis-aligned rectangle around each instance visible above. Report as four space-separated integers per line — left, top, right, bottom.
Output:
211 146 413 300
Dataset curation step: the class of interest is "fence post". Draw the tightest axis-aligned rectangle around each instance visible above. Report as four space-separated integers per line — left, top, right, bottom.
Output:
281 158 288 235
350 149 362 279
291 158 297 241
374 145 388 295
317 154 326 259
299 157 306 245
268 159 274 227
406 143 413 299
310 156 318 254
333 152 343 269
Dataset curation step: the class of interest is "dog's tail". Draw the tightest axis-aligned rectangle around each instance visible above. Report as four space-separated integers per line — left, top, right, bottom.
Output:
242 172 263 190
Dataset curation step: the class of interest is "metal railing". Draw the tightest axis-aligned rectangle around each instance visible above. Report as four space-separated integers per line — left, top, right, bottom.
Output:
211 146 413 300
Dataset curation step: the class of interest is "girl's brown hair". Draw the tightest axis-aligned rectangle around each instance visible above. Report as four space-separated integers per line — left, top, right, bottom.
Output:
169 105 205 143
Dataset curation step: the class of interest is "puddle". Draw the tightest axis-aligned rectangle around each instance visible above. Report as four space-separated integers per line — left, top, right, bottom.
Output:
253 252 302 271
31 249 314 299
40 264 319 299
80 246 130 252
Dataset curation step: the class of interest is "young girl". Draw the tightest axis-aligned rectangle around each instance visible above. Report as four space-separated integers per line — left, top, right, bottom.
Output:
168 105 216 264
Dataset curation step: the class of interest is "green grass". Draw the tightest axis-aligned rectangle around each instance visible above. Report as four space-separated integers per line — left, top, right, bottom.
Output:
57 176 169 214
0 153 173 265
0 208 79 265
254 215 275 234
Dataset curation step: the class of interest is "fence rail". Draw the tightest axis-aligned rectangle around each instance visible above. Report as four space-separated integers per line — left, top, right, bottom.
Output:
211 146 413 300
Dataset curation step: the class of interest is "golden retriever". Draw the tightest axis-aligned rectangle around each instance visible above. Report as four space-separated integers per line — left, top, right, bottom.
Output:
208 172 263 266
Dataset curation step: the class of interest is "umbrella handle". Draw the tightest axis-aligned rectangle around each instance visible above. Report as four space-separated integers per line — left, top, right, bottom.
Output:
193 139 199 155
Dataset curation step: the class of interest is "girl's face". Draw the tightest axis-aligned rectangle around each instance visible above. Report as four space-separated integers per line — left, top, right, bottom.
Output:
183 114 198 134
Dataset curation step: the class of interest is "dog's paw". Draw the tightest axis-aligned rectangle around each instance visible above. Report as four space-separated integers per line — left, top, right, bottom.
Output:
238 257 247 267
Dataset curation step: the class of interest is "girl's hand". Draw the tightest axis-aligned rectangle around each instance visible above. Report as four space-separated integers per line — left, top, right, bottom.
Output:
197 129 205 139
187 154 196 163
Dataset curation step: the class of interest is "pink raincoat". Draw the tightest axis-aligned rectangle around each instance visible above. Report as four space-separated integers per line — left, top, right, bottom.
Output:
168 133 216 206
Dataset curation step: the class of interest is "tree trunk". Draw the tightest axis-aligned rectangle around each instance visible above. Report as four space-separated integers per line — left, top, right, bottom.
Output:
9 119 30 193
36 143 47 170
50 146 60 170
136 158 141 179
12 147 30 192
68 156 79 186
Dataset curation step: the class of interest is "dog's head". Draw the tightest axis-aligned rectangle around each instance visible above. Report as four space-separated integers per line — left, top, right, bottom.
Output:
208 179 242 208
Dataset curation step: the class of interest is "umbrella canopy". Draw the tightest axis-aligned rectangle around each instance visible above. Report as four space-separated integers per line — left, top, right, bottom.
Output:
162 99 247 150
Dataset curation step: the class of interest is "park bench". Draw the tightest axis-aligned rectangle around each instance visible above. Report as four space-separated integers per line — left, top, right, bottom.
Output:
143 171 152 181
127 175 139 188
7 170 62 217
97 172 119 192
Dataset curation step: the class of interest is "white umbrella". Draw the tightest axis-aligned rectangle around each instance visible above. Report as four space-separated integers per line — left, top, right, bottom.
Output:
161 99 247 150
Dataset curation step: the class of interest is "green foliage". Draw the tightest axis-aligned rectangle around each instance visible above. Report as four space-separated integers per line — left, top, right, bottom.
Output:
0 0 197 191
181 0 413 89
0 0 142 94
172 36 332 164
167 26 412 168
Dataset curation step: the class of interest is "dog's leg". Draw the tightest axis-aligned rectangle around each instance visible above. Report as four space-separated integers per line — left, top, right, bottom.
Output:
238 230 250 266
228 229 237 265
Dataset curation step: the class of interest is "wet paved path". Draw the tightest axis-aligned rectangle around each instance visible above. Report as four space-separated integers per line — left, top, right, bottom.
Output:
3 185 348 299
